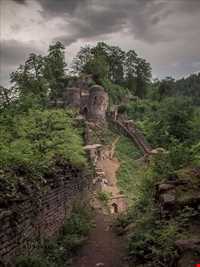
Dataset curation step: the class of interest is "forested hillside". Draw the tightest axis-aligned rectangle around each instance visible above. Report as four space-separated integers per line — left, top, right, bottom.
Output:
0 41 200 267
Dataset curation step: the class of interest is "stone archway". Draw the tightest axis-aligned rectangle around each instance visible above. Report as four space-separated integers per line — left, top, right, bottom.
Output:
111 203 118 214
82 106 88 117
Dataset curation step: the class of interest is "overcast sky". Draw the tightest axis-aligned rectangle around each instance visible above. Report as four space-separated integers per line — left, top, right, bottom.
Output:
0 0 200 86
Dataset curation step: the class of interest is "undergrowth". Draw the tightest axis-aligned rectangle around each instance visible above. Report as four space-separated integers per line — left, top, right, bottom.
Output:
115 156 200 267
97 191 112 204
0 108 87 202
115 134 142 203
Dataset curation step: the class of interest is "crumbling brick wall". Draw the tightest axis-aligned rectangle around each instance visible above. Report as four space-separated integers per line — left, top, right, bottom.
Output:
0 165 89 266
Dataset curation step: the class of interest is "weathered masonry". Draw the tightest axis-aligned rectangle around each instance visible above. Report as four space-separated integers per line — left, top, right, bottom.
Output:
0 164 89 266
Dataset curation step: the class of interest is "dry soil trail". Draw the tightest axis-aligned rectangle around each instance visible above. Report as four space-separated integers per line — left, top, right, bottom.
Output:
72 142 128 267
72 212 126 267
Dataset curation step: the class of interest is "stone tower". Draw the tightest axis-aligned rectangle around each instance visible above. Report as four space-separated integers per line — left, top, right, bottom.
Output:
88 85 108 121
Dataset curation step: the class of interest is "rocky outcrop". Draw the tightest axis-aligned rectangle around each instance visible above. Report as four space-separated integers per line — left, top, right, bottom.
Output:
156 173 200 267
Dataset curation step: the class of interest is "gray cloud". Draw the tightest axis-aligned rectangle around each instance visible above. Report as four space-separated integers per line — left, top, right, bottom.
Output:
0 39 42 66
2 0 200 83
36 0 199 45
11 0 26 4
0 39 42 86
38 0 89 17
43 0 168 45
10 0 200 45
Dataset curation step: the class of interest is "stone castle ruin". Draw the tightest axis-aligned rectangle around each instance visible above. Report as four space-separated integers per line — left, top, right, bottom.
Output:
50 76 109 122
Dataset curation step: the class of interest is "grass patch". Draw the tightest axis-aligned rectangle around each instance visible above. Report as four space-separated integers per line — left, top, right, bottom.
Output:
97 191 112 205
115 134 142 204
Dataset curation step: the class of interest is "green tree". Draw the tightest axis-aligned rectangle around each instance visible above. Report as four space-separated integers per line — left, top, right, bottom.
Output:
10 53 48 100
72 45 92 74
135 57 152 98
0 85 17 108
157 77 175 100
147 97 194 147
125 50 138 94
73 42 126 85
44 41 67 99
83 55 109 83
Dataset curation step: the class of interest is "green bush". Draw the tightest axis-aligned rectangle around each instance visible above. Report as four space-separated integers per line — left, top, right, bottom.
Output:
62 205 92 237
0 109 86 177
97 191 111 204
114 134 142 203
16 255 50 267
101 78 130 105
128 216 179 266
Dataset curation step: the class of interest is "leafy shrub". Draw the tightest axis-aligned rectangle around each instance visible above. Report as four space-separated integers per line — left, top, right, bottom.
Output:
62 205 92 237
115 134 142 202
152 142 194 178
128 216 179 266
0 109 86 177
101 78 130 105
16 255 50 267
97 191 111 204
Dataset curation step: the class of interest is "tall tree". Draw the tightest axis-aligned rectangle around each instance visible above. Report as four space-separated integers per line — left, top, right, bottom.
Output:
135 57 152 98
44 41 67 99
10 53 48 99
72 45 92 74
83 55 109 83
157 77 175 100
125 49 138 94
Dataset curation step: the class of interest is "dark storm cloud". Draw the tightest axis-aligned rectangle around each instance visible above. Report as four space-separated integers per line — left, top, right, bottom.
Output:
41 0 167 44
0 39 41 67
11 0 26 4
3 0 200 81
0 39 42 85
9 0 200 45
38 0 89 17
35 0 200 45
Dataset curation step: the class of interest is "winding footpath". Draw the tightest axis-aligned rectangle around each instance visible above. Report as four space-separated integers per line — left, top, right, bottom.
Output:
73 140 128 267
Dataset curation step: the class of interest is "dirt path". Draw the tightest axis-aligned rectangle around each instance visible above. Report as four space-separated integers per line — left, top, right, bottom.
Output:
72 139 128 267
73 212 126 267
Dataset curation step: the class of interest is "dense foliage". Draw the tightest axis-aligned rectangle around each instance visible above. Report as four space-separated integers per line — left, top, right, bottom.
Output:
0 109 86 175
0 42 87 197
1 40 200 267
72 42 152 98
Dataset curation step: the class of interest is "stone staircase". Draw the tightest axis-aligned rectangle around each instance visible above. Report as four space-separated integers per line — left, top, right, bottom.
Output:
108 114 152 155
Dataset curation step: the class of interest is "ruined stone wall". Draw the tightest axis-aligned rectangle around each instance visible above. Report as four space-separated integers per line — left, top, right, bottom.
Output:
64 87 81 109
108 115 151 155
0 165 89 266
